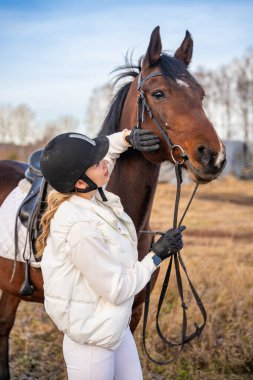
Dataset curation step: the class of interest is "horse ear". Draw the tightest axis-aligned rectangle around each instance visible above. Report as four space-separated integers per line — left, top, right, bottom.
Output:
142 26 162 68
174 30 193 66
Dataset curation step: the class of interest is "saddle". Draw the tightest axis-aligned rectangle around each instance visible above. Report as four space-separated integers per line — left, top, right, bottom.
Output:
14 150 48 296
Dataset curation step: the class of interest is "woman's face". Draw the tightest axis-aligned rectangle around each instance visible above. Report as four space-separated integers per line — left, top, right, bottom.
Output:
75 159 110 190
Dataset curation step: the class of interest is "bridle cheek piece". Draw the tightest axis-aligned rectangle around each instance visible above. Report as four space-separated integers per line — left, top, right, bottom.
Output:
136 70 188 165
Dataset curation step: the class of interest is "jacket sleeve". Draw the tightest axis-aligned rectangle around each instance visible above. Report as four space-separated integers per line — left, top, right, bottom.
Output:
105 130 131 174
66 222 157 306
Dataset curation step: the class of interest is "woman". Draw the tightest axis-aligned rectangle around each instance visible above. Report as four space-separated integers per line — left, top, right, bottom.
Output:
37 128 185 380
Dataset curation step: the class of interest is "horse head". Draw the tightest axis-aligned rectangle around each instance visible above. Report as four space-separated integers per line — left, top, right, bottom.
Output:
120 26 226 184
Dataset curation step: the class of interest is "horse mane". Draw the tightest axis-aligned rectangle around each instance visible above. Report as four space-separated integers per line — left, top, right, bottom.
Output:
98 52 196 137
159 54 196 82
97 82 133 137
98 56 141 137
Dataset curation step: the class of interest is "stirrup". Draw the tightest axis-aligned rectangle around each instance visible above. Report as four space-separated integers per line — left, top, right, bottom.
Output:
19 260 34 296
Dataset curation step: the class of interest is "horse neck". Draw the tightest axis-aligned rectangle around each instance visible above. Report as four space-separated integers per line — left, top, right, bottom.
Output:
107 151 160 231
107 80 161 231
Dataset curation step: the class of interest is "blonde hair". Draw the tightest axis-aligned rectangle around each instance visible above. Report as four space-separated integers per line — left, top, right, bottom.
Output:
36 190 72 258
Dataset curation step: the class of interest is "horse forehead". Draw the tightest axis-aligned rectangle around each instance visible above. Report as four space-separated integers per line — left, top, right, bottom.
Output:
145 72 198 92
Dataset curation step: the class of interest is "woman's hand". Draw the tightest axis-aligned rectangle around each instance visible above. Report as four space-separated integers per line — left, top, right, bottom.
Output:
125 128 160 152
151 226 186 261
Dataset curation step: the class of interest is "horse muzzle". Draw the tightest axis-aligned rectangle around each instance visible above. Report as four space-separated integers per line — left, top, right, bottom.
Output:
185 146 227 184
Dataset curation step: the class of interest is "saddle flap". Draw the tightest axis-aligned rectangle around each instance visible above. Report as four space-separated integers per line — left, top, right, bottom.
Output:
18 177 43 228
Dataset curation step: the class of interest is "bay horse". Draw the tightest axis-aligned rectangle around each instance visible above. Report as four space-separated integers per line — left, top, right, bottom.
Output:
0 26 226 379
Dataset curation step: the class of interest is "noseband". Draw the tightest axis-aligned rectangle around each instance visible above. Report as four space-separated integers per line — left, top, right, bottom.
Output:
136 71 188 165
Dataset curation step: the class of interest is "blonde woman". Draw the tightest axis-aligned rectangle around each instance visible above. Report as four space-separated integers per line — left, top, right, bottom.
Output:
38 129 185 380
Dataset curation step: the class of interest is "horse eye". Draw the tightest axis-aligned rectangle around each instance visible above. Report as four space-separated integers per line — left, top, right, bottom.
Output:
152 90 165 100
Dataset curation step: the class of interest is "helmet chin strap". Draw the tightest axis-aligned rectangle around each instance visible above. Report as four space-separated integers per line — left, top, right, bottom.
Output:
74 174 107 202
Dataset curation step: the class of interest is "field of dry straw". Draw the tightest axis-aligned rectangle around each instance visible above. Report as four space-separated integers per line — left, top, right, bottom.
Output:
9 176 253 379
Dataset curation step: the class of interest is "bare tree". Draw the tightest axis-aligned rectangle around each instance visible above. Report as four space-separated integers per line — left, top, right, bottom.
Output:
41 121 60 143
12 104 35 145
0 105 14 143
85 82 114 137
57 115 79 133
194 67 224 136
235 52 253 144
42 115 79 144
214 67 235 139
195 51 253 142
195 67 215 117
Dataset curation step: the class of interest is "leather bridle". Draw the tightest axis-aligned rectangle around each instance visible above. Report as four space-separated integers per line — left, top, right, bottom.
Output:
136 70 187 164
138 69 206 364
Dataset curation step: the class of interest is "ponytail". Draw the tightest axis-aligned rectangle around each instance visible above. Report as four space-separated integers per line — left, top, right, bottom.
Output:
36 190 72 258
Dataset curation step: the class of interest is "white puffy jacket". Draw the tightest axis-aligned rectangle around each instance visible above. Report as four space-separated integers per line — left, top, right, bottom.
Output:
41 131 158 350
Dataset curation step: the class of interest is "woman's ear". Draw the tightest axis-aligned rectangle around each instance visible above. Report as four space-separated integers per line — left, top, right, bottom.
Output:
75 179 88 190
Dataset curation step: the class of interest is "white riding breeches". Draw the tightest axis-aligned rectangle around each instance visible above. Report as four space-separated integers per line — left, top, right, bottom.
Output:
63 327 143 380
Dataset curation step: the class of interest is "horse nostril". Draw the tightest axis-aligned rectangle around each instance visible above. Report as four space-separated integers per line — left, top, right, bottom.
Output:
196 145 226 174
197 146 207 155
196 145 213 166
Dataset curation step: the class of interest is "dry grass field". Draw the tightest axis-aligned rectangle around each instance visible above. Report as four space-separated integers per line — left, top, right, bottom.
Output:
8 176 253 380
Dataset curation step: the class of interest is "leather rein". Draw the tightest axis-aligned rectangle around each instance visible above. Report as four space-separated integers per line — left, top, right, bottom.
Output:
137 70 207 364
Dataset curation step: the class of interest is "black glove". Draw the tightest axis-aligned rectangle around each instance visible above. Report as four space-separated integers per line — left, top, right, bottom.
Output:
125 128 160 152
152 226 186 261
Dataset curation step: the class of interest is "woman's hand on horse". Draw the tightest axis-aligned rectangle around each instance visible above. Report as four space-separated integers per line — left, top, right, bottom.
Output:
151 226 186 261
126 128 160 152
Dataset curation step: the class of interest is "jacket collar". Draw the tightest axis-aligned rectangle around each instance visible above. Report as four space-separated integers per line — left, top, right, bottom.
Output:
70 191 126 224
69 189 123 214
69 190 135 240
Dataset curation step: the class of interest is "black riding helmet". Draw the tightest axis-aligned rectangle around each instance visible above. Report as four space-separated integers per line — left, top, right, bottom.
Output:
40 132 109 195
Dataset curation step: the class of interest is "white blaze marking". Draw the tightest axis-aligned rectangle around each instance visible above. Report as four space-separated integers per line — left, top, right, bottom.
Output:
176 79 189 88
215 142 226 168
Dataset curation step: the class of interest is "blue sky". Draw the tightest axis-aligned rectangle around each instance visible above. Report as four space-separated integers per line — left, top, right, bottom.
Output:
0 0 253 132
